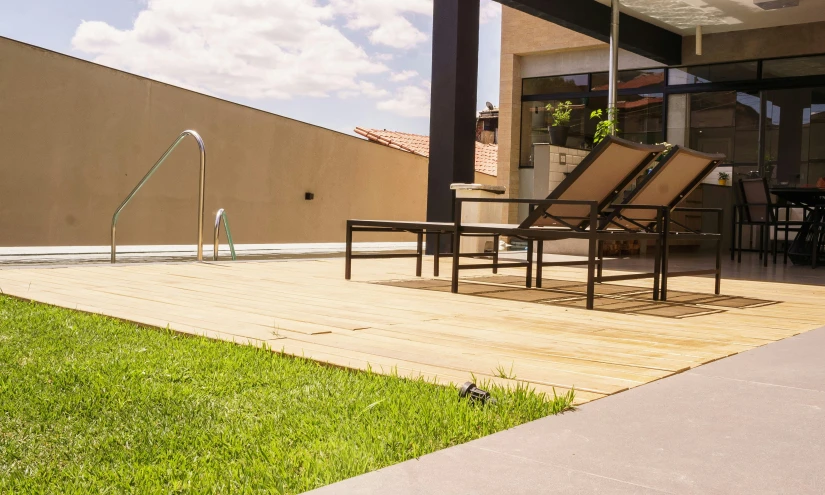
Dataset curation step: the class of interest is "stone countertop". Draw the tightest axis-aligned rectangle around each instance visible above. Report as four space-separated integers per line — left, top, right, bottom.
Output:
450 183 506 194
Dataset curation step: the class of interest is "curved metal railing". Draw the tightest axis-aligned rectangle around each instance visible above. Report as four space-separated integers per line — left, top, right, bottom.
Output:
213 208 237 261
111 130 206 263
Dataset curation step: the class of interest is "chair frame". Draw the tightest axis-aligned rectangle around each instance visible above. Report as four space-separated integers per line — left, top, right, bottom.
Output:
450 198 665 309
732 178 807 267
346 136 663 282
596 146 725 300
346 142 726 309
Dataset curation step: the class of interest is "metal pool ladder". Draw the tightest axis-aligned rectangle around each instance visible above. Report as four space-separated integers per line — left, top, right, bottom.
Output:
213 208 237 261
111 130 206 263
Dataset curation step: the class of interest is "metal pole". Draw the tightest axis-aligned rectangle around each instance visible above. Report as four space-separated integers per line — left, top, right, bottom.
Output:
110 130 205 263
608 0 620 135
197 135 206 262
213 209 236 261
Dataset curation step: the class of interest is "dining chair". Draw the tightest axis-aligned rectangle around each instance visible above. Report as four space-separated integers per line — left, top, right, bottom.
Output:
733 178 804 266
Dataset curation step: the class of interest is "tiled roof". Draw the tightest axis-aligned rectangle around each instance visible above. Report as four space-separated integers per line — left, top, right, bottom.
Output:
355 127 497 177
617 96 663 110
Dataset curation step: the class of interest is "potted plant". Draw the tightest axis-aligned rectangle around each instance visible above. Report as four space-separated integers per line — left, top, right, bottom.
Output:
718 171 730 186
590 108 620 144
546 101 572 146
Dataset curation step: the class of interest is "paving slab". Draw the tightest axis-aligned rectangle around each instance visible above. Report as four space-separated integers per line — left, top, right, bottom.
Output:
306 327 825 495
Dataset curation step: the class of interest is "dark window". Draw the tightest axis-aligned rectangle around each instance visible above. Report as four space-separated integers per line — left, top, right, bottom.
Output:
522 74 588 95
616 93 664 145
688 91 737 164
684 91 760 171
763 55 825 79
591 68 665 91
668 62 758 85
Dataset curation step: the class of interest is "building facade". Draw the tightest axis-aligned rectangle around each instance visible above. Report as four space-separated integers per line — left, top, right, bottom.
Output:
498 6 825 224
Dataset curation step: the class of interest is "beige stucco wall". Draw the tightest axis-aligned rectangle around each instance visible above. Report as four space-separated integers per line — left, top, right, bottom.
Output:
474 172 498 186
682 21 825 66
0 37 428 247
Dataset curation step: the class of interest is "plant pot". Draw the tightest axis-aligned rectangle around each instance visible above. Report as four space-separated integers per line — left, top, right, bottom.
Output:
718 179 727 186
548 126 569 146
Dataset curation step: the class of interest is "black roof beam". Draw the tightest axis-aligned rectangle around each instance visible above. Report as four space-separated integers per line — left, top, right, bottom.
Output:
496 0 682 66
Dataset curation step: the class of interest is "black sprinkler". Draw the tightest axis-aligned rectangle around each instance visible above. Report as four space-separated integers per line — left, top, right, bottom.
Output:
458 382 496 405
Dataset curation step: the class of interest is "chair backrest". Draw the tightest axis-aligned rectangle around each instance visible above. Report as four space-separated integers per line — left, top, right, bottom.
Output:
519 135 664 229
604 146 725 230
738 178 773 223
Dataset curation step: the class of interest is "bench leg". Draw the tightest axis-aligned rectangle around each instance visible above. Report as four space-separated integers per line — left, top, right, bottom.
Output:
714 239 722 296
661 229 670 302
451 230 461 293
434 232 440 277
784 210 790 265
652 234 662 302
493 234 500 274
586 235 597 310
536 241 543 288
526 240 533 289
416 232 423 277
730 208 737 261
345 222 353 280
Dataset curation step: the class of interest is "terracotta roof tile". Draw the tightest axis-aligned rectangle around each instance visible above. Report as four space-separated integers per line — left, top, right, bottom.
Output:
591 73 665 91
355 127 497 177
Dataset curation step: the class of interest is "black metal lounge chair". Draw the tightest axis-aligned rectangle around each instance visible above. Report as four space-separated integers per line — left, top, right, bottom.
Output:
346 136 664 282
449 146 725 307
598 146 726 300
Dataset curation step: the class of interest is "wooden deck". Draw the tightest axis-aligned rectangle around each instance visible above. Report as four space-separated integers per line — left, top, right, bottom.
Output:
1 255 823 405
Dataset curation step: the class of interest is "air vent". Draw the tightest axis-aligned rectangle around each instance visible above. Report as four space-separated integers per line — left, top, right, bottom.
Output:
754 0 799 10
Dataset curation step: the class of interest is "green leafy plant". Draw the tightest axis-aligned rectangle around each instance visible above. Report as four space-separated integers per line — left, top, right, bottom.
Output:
591 108 620 144
718 171 730 181
545 101 573 127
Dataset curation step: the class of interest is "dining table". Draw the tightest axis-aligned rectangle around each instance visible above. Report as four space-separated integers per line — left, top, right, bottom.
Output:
770 186 825 268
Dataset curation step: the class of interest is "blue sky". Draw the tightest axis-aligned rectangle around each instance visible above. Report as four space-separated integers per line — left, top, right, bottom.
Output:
0 0 501 136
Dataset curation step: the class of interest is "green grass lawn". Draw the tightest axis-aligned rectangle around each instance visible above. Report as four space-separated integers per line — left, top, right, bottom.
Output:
0 295 573 494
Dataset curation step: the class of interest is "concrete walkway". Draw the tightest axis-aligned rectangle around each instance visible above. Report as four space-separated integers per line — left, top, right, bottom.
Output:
308 326 825 495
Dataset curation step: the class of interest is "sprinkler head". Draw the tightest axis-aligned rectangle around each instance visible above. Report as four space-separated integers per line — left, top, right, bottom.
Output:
459 382 496 405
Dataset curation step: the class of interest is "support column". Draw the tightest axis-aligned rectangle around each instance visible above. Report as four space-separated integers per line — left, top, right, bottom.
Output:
608 0 620 134
427 0 480 254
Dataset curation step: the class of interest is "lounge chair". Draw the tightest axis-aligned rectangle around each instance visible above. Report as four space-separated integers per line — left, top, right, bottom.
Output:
597 146 726 300
450 145 724 306
346 136 664 283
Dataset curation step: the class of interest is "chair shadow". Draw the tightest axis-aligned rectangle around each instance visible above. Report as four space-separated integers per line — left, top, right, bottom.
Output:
375 276 775 319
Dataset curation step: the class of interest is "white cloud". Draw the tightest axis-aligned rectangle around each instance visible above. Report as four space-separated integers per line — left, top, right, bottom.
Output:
480 0 501 24
330 0 433 49
377 85 430 118
71 0 389 100
356 81 390 98
390 70 419 82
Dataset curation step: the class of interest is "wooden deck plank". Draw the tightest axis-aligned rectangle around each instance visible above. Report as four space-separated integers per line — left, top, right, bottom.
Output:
1 256 823 405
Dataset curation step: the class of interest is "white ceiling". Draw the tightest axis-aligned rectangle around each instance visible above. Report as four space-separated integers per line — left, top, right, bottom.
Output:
595 0 825 33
